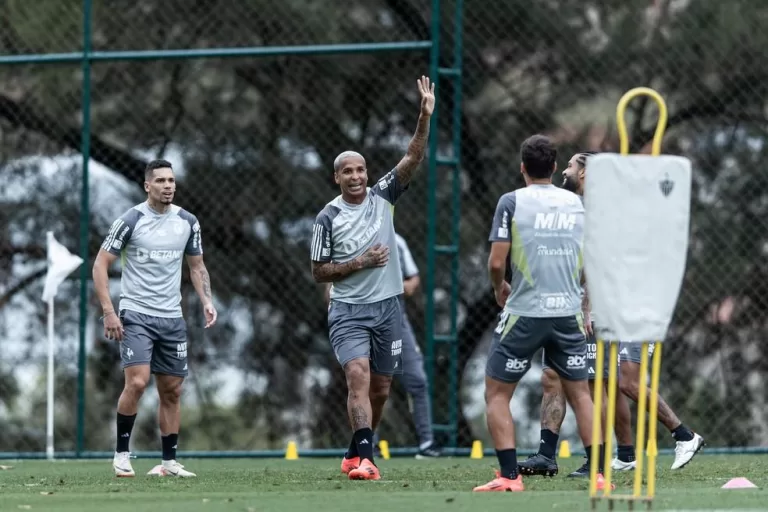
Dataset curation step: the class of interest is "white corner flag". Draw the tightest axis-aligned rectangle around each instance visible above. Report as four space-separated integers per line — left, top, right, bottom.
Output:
583 153 692 343
42 231 84 303
41 231 84 461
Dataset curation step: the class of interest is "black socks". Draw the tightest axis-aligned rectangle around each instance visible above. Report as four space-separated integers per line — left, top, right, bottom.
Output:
345 437 359 459
618 445 636 462
671 423 694 442
540 429 559 459
585 444 606 473
353 428 374 463
116 412 137 453
497 449 518 479
162 433 179 461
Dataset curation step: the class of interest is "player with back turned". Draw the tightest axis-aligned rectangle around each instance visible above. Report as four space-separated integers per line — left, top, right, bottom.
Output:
519 151 704 479
93 159 217 478
473 136 612 492
310 76 435 481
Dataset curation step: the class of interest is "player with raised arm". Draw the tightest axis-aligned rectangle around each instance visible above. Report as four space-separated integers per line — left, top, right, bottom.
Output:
93 159 217 478
310 76 435 481
519 152 704 478
473 136 612 492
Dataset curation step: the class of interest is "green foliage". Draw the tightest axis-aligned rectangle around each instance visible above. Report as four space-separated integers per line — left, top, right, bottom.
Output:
0 0 766 452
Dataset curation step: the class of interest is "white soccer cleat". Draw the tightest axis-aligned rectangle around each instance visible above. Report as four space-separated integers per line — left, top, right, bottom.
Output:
671 432 704 470
113 451 135 477
611 458 636 471
147 460 197 477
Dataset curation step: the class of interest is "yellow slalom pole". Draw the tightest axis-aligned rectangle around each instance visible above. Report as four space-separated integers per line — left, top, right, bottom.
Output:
647 343 663 499
589 339 605 498
616 87 668 504
632 343 650 497
616 87 669 156
602 342 619 495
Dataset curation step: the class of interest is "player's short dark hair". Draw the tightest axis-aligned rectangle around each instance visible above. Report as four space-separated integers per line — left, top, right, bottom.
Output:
576 151 597 170
145 159 173 181
521 135 557 179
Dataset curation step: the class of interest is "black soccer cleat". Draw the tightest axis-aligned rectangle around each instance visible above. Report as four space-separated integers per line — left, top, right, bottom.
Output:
567 459 591 478
415 442 443 459
517 453 558 477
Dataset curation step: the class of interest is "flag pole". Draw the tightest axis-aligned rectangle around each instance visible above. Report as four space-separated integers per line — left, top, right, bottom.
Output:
42 230 84 461
46 295 55 461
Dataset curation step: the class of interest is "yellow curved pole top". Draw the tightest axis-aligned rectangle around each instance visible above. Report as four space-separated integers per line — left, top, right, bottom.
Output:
616 87 668 156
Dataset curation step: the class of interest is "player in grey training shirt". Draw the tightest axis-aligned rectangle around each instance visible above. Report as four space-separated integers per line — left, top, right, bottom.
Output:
92 159 217 479
520 151 620 478
311 76 434 481
474 135 609 493
520 151 703 478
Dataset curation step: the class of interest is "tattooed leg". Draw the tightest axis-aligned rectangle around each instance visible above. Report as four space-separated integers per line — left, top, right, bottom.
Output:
344 359 372 430
541 368 566 434
343 358 376 463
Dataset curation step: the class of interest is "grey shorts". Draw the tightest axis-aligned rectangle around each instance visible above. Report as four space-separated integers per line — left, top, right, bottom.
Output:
486 312 588 384
328 296 403 376
619 342 656 364
541 325 620 380
119 309 188 377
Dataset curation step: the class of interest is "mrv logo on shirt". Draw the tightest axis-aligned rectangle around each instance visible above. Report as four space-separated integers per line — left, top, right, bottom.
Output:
534 212 576 231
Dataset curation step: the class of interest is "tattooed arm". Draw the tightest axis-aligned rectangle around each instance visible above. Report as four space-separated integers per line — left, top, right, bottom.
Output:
312 259 363 283
394 75 435 186
187 255 217 328
311 244 390 283
188 256 212 303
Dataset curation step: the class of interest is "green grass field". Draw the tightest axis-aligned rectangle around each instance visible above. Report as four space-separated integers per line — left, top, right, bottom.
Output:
0 454 765 511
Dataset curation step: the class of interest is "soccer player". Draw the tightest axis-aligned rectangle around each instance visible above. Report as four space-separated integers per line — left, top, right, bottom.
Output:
310 75 435 481
518 151 616 478
93 159 217 478
518 152 704 478
614 343 704 470
473 136 611 492
324 233 442 459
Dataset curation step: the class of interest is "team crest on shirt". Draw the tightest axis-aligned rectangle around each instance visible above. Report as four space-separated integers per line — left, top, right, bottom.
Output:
172 220 185 235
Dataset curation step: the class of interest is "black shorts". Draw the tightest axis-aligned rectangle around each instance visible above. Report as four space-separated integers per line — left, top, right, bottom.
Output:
486 312 588 383
541 324 620 380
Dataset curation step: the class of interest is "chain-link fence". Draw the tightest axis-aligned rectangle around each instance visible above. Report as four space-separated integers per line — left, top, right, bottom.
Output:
1 0 767 459
438 0 768 454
